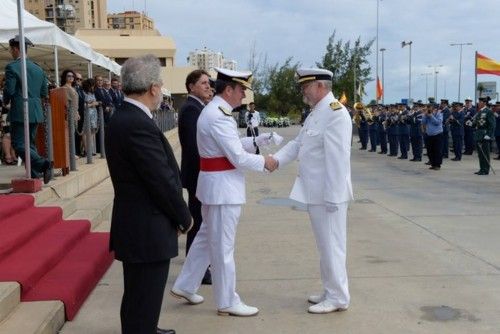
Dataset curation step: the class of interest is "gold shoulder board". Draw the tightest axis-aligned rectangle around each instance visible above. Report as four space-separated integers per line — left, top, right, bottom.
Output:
218 106 232 116
330 101 342 111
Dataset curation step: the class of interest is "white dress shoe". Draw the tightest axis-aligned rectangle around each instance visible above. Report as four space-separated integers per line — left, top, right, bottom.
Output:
308 300 348 314
218 302 259 317
170 287 204 305
308 293 325 304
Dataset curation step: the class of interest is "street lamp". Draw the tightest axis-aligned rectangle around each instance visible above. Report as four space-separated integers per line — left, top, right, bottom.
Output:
420 73 432 101
428 65 443 100
450 42 472 102
380 48 386 104
401 41 412 104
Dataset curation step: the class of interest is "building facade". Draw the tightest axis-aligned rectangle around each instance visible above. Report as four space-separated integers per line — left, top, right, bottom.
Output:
108 11 154 30
24 0 107 34
187 47 237 71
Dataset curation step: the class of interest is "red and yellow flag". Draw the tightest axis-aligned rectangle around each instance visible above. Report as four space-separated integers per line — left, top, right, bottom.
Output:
376 77 383 100
339 92 348 104
477 53 500 76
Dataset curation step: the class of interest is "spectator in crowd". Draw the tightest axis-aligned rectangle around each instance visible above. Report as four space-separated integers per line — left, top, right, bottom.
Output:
106 54 192 334
81 78 99 156
245 102 260 137
1 75 17 165
3 35 51 183
94 75 113 125
109 77 124 109
74 72 85 156
60 69 80 159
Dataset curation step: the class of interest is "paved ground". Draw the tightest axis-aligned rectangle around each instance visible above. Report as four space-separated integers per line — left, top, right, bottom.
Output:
60 125 500 334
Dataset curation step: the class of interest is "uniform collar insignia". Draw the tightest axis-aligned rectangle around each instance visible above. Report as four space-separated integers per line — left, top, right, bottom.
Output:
330 101 342 111
218 105 232 116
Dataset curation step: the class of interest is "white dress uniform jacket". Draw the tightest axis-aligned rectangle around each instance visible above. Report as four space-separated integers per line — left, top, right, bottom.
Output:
245 110 260 128
274 92 354 205
196 95 265 205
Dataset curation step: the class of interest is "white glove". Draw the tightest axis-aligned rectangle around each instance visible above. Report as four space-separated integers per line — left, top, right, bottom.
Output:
484 135 491 140
255 133 272 146
270 131 284 145
325 202 339 213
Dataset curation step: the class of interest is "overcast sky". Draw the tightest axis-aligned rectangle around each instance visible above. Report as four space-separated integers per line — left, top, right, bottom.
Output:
108 0 500 104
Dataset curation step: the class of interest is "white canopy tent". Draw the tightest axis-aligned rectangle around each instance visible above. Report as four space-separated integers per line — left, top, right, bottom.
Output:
0 0 121 82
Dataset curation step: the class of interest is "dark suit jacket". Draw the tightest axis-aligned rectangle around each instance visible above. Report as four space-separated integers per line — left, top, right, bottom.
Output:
109 88 124 109
3 59 48 123
105 101 191 263
95 87 114 123
178 95 204 192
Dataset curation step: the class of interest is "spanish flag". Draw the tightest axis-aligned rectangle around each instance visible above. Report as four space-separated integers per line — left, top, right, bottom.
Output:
339 92 348 104
376 77 384 100
476 52 500 76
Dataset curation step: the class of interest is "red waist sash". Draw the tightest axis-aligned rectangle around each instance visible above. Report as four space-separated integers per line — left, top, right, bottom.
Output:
200 157 235 172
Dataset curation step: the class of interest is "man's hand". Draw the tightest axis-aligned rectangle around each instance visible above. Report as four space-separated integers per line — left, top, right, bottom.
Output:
264 155 278 172
178 220 193 236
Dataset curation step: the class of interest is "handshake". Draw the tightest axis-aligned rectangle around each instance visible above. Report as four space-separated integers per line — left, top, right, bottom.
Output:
264 154 279 172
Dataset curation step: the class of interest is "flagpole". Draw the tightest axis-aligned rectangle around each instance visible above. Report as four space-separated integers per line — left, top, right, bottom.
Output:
474 51 478 105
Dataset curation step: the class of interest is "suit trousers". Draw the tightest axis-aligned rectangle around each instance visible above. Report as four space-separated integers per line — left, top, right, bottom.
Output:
173 204 242 309
399 134 409 158
186 188 203 254
427 133 443 168
378 131 387 153
307 203 350 307
410 135 423 159
121 260 170 334
452 134 463 160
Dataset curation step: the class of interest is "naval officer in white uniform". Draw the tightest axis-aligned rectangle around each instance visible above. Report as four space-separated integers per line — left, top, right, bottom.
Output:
171 68 277 317
273 68 354 314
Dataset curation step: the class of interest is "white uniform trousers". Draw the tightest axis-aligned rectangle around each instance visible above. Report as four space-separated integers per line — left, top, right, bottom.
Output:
307 202 350 307
173 204 242 309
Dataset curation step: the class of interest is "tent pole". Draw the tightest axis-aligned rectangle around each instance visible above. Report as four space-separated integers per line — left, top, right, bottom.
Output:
16 0 31 179
87 61 92 79
54 45 59 86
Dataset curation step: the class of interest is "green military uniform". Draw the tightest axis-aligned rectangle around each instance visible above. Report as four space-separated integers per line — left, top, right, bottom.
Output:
3 58 49 178
473 105 496 175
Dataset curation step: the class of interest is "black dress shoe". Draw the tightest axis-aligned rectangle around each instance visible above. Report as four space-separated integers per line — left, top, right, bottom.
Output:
43 161 53 185
413 158 422 161
360 147 367 150
429 166 441 170
477 171 489 175
157 328 175 334
397 156 407 159
425 161 431 165
368 149 376 152
201 268 212 285
494 156 500 160
451 157 461 161
378 151 387 154
474 171 481 175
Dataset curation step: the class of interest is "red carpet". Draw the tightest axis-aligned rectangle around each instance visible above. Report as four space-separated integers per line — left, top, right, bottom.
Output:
0 194 114 320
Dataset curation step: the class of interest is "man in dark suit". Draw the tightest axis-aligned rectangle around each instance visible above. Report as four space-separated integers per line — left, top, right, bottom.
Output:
178 69 213 285
109 77 124 109
105 54 192 334
3 36 51 183
74 72 85 156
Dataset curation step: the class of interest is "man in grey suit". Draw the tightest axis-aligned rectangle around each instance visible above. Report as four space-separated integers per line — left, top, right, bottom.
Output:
3 36 51 183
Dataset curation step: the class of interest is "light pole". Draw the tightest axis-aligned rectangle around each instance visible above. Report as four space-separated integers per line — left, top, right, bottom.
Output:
450 42 472 102
428 65 443 100
375 0 381 104
401 41 412 104
421 72 432 101
380 48 386 104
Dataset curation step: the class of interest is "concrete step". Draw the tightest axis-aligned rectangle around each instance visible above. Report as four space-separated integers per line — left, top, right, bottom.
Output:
40 198 77 219
0 283 20 323
0 301 64 334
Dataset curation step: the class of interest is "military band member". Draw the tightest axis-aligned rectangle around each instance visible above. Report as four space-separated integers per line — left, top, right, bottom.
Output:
473 97 496 175
377 106 388 154
449 102 465 161
386 107 400 156
368 105 378 152
354 103 368 149
397 104 410 159
171 68 277 317
409 103 423 161
493 102 500 160
273 68 353 314
463 97 476 155
440 99 450 159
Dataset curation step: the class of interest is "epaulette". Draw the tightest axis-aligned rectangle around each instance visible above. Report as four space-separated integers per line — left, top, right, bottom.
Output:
218 106 232 116
330 101 342 111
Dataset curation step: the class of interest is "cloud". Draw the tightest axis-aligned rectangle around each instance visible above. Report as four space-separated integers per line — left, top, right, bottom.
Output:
109 0 500 103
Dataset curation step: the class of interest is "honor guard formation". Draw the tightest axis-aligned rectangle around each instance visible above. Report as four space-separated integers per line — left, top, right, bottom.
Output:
351 97 498 174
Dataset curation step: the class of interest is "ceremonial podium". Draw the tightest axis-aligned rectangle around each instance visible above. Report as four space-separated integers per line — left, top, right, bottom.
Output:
48 87 70 175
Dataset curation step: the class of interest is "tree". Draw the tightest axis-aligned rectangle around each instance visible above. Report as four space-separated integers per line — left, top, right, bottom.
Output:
317 31 374 106
477 83 485 98
266 58 303 116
